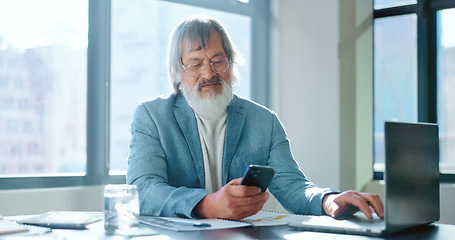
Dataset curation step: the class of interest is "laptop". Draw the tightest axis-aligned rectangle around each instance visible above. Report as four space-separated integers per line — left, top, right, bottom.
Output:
288 121 440 236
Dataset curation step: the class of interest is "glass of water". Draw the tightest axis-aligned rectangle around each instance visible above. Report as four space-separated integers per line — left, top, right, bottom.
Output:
104 184 140 233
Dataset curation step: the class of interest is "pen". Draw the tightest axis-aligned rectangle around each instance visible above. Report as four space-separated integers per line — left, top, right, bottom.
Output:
160 218 211 227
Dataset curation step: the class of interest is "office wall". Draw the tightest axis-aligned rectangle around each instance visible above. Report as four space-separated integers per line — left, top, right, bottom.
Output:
270 0 341 190
264 0 343 213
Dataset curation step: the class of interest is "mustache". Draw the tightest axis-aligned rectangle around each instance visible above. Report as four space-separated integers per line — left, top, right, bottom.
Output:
197 77 224 90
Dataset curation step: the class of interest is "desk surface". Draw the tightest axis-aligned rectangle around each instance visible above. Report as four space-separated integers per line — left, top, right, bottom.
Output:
22 221 455 240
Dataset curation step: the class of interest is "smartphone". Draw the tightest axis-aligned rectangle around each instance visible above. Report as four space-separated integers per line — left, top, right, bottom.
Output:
240 164 275 192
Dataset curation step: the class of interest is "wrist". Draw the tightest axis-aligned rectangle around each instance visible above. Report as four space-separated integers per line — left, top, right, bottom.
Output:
322 193 335 216
193 193 215 219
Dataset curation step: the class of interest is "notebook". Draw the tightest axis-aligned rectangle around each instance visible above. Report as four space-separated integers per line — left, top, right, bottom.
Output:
288 121 440 236
139 210 307 231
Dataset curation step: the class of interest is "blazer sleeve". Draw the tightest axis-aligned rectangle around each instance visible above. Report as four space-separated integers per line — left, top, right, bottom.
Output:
126 103 209 218
266 112 337 215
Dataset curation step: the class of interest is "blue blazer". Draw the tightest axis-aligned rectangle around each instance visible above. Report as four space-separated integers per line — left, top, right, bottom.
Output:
127 93 334 218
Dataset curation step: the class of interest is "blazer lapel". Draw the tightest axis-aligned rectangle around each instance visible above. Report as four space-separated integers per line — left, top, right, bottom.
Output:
174 95 205 188
222 95 246 184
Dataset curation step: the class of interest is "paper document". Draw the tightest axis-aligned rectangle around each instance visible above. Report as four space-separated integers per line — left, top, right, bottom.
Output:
241 210 306 227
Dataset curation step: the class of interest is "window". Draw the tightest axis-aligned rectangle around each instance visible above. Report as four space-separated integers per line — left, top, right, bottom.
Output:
375 0 416 9
438 8 455 173
0 0 88 176
374 0 455 180
373 14 417 169
0 0 269 189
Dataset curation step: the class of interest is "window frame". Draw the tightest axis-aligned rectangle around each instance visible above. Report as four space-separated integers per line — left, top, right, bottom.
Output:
373 0 455 182
0 0 270 190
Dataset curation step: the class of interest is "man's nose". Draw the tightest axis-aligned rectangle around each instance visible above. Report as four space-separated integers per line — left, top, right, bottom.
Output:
200 63 217 79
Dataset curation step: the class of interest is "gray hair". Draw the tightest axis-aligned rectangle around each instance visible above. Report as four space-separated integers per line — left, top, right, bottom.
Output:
167 15 238 94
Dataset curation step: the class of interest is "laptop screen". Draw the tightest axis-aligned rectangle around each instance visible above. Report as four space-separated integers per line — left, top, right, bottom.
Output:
384 121 440 229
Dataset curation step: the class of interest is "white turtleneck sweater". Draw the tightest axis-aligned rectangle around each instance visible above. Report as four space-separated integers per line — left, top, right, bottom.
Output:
194 112 227 193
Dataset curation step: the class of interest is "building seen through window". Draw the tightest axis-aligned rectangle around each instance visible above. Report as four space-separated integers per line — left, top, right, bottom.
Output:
0 0 88 175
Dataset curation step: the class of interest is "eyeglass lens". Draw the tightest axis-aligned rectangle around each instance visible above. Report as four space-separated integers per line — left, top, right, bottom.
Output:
184 58 230 77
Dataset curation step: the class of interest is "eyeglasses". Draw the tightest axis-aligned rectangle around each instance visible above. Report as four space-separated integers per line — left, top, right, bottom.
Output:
181 58 231 78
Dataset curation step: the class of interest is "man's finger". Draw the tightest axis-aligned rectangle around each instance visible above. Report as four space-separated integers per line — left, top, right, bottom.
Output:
359 193 384 218
230 184 262 197
346 193 374 219
240 192 269 206
228 178 242 185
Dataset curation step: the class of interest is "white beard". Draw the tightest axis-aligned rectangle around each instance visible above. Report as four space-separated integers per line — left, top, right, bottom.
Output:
181 78 233 119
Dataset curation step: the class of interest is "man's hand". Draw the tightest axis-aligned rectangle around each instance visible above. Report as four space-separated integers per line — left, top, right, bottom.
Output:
194 178 270 220
323 191 384 219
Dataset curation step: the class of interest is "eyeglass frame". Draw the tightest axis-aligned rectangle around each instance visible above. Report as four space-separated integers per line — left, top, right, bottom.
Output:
181 58 231 78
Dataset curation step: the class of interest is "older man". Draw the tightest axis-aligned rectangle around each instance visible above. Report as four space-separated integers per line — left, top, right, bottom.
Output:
126 16 383 220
